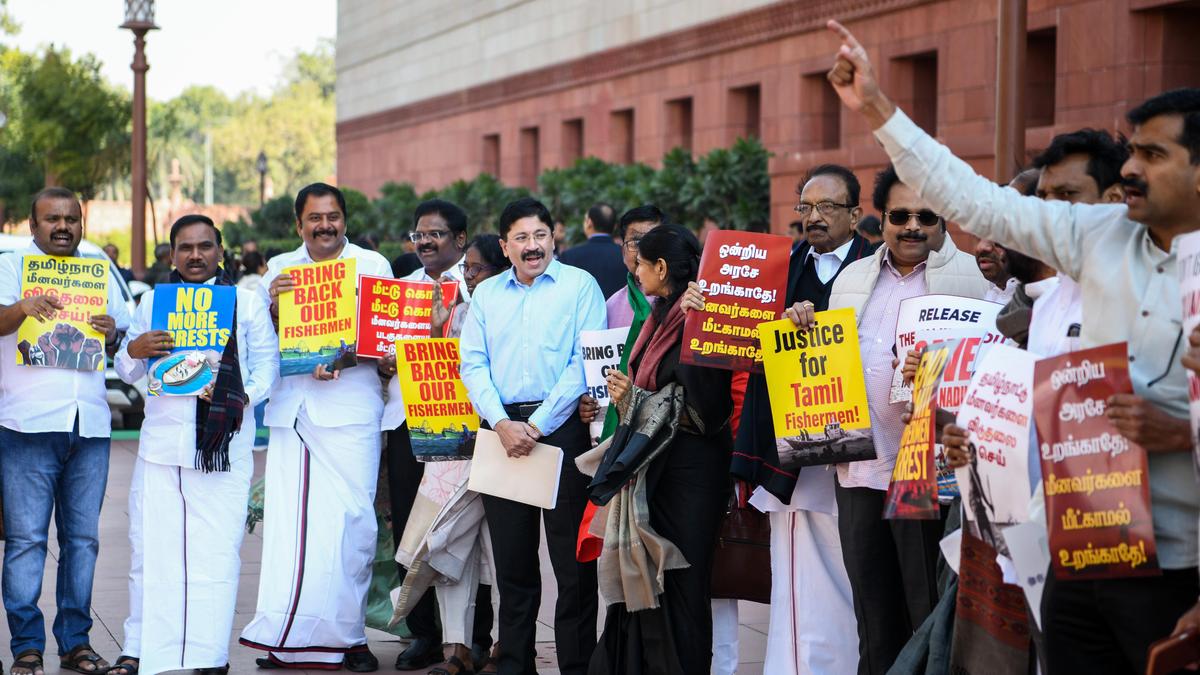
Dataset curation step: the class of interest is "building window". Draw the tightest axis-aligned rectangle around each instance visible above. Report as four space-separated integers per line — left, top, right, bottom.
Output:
1157 4 1200 90
562 118 584 165
664 97 694 152
728 84 761 142
519 126 540 188
892 51 938 135
611 109 635 164
1027 28 1057 127
800 72 840 150
482 134 500 177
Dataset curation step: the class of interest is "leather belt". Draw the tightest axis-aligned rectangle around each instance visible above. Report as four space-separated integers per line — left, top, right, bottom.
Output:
502 401 543 421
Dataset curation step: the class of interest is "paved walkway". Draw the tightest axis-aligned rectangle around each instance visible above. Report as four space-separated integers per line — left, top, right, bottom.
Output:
0 441 769 674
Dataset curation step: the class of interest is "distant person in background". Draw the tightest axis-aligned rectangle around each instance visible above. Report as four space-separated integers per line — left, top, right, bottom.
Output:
241 240 259 255
554 220 570 254
238 251 267 293
855 214 883 246
559 203 626 297
145 243 173 286
391 251 422 278
788 219 806 250
103 244 135 283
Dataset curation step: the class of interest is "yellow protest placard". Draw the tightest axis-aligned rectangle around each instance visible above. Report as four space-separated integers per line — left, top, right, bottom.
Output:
759 308 870 439
17 255 108 371
277 258 357 376
396 338 479 460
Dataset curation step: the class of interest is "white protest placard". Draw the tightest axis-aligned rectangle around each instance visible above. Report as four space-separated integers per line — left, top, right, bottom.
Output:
1177 231 1200 463
954 344 1037 547
581 327 631 442
1001 519 1050 630
889 294 1007 409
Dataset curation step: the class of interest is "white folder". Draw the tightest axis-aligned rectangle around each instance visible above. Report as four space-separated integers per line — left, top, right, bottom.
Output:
467 428 564 509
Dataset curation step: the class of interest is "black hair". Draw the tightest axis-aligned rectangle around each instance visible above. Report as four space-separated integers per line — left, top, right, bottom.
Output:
498 197 553 238
1032 129 1129 191
871 164 901 213
587 203 616 234
169 214 222 248
636 223 702 320
802 163 861 207
617 204 665 239
414 198 468 236
1126 87 1200 164
154 243 171 260
294 182 347 220
467 233 512 271
1006 248 1043 285
242 251 265 274
1009 168 1041 196
29 186 80 226
391 252 422 278
857 214 882 237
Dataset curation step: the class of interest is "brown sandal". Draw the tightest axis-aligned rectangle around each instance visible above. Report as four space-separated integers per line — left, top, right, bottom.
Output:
60 644 108 674
109 656 140 674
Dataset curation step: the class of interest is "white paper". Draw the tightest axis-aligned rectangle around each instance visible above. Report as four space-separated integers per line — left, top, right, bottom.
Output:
890 294 1007 408
954 344 1037 539
581 327 631 407
1177 231 1200 469
1001 519 1051 630
939 527 963 575
467 429 564 509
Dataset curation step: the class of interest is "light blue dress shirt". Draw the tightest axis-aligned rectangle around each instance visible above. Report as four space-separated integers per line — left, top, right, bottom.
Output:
460 259 606 436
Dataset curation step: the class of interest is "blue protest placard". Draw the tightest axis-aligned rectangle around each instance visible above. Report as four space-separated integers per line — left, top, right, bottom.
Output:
148 284 236 396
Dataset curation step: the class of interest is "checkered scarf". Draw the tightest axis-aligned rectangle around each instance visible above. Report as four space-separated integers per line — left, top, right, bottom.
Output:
170 268 246 472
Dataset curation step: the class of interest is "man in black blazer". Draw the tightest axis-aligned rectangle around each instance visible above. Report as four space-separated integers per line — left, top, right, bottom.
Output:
559 203 626 297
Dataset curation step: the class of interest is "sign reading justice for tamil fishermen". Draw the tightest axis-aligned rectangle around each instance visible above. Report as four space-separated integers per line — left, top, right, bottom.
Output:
884 341 954 520
16 255 108 371
277 258 358 377
758 308 873 468
396 338 478 461
681 230 790 373
1034 343 1159 580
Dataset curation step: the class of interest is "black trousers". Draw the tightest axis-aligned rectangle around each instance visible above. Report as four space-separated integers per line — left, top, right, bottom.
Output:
483 416 598 675
835 481 946 675
387 422 494 647
1041 565 1198 674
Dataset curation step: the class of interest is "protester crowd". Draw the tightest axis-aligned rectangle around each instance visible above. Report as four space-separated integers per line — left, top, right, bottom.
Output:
1 19 1199 675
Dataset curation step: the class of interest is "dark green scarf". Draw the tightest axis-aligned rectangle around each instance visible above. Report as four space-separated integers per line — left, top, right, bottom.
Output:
600 273 652 440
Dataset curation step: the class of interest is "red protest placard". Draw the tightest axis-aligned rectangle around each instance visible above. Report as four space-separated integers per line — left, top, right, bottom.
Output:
1034 343 1159 580
356 276 459 359
884 341 954 520
681 230 790 373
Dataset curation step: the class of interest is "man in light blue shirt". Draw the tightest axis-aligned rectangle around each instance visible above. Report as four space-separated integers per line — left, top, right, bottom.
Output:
460 197 606 675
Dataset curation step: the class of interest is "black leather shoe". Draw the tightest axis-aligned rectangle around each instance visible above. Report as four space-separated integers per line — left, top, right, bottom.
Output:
469 642 491 671
255 657 282 669
394 636 443 670
345 647 379 672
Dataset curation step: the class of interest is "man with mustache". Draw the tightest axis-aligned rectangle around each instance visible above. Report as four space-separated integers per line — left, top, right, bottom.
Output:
825 165 990 674
459 197 606 675
826 20 1200 674
977 238 1017 303
0 187 130 675
376 199 494 671
110 215 278 675
560 203 626 298
239 183 392 672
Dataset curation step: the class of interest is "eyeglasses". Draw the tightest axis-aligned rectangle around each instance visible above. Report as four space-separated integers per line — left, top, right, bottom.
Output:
885 209 942 227
794 201 853 217
623 237 643 252
506 231 552 245
460 262 496 278
409 230 452 243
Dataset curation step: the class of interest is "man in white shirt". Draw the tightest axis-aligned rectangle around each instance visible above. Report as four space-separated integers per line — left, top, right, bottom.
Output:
0 187 131 675
826 22 1200 674
239 183 393 672
111 215 278 675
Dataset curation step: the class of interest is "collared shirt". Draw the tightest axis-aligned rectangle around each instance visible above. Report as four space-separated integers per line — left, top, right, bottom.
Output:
1026 274 1082 359
259 239 393 429
116 280 279 467
837 252 928 491
460 259 606 435
984 276 1019 304
606 284 634 329
0 243 132 438
877 108 1200 568
381 257 467 431
806 237 856 285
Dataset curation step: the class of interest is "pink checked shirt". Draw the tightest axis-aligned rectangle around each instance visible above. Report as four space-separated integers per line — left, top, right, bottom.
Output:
837 253 928 491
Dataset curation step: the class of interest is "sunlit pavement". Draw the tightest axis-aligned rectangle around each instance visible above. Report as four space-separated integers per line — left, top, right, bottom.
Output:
0 440 768 674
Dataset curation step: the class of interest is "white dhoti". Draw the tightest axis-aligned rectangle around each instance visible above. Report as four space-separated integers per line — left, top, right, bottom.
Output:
124 454 252 675
239 411 381 668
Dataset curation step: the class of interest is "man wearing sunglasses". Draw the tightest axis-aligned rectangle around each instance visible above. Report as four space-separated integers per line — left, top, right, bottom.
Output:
825 164 990 673
827 19 1200 675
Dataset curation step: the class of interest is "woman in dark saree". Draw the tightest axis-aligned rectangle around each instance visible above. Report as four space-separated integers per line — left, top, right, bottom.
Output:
589 224 733 674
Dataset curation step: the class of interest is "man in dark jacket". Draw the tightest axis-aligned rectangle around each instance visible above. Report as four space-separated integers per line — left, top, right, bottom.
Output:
559 203 626 297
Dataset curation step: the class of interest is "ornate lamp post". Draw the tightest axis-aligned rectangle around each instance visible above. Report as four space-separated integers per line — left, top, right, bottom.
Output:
122 0 157 279
256 151 268 206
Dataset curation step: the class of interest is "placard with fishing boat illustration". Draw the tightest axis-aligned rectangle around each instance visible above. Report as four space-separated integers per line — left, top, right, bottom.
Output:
396 337 478 460
148 284 235 396
277 258 358 377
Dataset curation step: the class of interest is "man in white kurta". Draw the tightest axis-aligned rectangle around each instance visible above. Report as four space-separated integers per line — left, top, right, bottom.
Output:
239 184 393 671
114 216 278 675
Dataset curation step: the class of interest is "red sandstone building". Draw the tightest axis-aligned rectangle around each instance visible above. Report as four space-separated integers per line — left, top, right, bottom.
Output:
336 0 1199 234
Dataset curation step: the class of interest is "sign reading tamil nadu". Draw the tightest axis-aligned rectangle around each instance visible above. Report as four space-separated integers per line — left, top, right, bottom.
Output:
277 258 358 377
16 255 108 371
